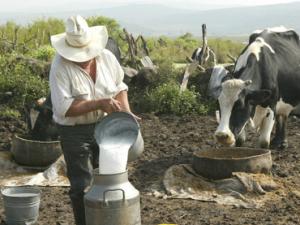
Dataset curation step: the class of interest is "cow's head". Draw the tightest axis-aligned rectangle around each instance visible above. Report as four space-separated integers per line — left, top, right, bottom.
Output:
209 66 272 146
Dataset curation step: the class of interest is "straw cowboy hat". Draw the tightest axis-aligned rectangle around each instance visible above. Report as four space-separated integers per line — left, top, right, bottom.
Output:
51 15 108 62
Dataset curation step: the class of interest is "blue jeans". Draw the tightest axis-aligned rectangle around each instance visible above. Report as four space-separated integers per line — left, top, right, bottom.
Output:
58 124 99 225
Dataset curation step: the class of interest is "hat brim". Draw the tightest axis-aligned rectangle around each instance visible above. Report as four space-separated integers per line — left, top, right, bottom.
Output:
51 26 108 62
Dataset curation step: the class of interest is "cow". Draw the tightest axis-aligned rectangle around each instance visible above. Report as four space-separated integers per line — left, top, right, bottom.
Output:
105 37 121 63
24 95 59 141
191 47 203 62
209 26 300 149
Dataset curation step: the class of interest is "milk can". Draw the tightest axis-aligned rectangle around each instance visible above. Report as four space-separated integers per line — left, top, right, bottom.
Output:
84 170 141 225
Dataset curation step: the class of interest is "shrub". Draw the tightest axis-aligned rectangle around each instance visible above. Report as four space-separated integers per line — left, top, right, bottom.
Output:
146 83 208 115
30 45 56 61
0 54 49 109
0 106 20 119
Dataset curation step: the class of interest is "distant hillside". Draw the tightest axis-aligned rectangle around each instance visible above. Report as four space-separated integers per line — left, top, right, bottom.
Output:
94 2 300 36
1 2 300 37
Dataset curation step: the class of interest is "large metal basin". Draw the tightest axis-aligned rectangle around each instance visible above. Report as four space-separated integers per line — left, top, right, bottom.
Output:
11 135 62 167
192 147 272 180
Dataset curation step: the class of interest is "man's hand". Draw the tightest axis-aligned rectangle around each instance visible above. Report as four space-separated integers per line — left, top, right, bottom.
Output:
98 97 121 113
128 112 142 121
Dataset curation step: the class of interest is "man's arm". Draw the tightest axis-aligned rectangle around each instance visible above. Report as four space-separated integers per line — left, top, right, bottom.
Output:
115 90 141 120
65 98 121 117
115 90 130 112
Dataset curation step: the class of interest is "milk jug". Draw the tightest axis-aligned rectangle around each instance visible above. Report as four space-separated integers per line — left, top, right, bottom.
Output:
84 170 141 225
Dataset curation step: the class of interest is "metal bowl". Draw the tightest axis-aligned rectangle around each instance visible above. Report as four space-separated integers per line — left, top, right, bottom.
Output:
94 112 144 162
11 135 62 167
192 147 272 180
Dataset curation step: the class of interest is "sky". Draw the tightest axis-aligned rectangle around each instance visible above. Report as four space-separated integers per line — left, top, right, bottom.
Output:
1 0 300 12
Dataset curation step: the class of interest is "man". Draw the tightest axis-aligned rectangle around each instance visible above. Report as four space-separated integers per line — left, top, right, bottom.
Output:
49 15 138 225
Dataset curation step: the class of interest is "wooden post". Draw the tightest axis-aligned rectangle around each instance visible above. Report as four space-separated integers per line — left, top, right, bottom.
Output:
13 26 19 51
180 60 199 93
123 28 136 64
180 24 208 92
199 24 208 65
136 35 149 56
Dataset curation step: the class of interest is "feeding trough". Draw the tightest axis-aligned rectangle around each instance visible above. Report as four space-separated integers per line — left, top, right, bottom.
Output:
192 147 272 180
11 135 62 168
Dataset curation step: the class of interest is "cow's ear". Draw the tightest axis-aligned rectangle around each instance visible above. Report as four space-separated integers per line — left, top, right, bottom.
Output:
247 89 272 105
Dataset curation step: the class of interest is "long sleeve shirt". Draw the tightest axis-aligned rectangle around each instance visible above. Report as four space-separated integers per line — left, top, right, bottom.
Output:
49 49 128 125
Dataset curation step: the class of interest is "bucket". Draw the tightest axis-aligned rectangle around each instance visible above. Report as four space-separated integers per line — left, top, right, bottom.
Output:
94 112 144 174
1 186 41 225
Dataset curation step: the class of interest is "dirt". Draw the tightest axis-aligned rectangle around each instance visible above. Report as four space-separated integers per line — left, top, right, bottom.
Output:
0 114 300 225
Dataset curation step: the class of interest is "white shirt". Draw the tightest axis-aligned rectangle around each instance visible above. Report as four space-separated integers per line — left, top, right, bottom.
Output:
49 49 128 126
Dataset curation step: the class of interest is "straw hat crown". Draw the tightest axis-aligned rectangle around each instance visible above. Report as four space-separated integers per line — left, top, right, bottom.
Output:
51 15 108 62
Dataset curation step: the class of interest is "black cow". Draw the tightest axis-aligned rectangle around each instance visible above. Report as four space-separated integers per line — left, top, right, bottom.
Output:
24 95 59 141
105 37 121 63
209 27 300 149
191 47 203 62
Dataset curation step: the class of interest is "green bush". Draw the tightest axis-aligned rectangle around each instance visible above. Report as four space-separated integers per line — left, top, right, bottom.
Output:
208 38 244 63
0 54 49 109
30 45 56 61
0 18 64 54
149 35 199 64
0 106 20 119
145 83 208 115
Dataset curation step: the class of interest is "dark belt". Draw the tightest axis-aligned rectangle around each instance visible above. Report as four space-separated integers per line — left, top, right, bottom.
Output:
56 123 98 140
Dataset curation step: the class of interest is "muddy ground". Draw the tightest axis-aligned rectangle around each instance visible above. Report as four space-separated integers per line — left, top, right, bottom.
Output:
0 114 300 225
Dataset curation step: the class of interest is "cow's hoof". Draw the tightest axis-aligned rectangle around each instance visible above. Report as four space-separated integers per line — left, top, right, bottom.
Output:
259 141 270 149
236 131 246 147
235 138 245 147
270 139 288 150
279 141 288 149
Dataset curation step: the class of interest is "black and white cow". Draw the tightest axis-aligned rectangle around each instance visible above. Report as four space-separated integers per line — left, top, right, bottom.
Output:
209 26 300 149
191 47 203 62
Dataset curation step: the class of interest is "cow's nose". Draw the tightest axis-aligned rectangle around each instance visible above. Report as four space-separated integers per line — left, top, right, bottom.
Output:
215 132 229 140
214 131 234 146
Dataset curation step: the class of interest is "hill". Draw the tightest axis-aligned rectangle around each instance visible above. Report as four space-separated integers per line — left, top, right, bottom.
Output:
1 2 300 37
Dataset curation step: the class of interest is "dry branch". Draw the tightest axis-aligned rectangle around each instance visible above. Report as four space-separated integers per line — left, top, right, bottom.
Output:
180 60 199 93
122 28 156 72
180 24 209 92
186 56 205 71
227 54 237 63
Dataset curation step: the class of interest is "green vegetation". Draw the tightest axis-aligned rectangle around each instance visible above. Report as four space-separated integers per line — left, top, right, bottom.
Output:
0 106 21 119
0 54 49 108
146 83 208 115
0 16 244 116
30 45 56 61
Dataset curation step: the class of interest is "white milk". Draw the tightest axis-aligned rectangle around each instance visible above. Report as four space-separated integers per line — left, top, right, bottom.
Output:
98 143 131 174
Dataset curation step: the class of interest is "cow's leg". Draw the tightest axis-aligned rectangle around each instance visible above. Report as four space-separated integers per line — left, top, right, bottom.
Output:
258 109 275 148
236 128 246 147
271 115 288 149
271 99 294 149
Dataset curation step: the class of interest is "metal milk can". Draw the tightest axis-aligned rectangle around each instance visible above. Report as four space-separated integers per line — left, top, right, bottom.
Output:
84 170 141 225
